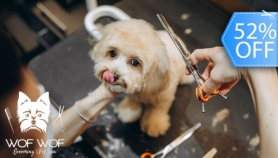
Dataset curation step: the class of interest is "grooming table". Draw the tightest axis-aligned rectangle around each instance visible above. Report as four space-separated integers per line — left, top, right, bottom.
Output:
29 0 259 157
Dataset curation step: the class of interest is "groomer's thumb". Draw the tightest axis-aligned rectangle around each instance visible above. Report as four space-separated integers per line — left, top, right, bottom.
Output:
202 78 219 95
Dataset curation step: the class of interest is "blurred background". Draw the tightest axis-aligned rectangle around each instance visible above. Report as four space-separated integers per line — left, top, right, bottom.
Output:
0 0 277 63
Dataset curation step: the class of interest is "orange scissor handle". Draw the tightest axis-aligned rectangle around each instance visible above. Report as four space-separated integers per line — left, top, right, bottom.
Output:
195 86 209 102
211 89 220 95
195 86 220 102
141 152 153 158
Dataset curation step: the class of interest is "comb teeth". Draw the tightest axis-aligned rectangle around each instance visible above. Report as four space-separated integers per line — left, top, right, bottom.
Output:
5 108 12 119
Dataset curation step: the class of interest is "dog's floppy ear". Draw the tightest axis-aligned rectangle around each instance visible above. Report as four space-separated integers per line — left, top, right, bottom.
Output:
90 43 99 62
142 34 171 93
155 43 170 73
90 32 109 63
151 33 171 73
90 22 114 63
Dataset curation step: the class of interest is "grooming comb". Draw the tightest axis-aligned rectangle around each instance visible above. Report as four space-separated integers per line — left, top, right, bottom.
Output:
5 107 14 133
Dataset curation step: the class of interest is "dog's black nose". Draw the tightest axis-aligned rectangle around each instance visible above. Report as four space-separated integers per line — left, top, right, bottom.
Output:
113 72 119 82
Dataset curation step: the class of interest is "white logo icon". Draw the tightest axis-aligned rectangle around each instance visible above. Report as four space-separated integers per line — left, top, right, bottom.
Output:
17 92 50 133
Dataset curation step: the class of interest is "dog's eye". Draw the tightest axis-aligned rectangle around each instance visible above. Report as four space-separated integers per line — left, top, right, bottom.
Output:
25 114 29 117
109 50 117 57
38 114 42 117
131 59 140 66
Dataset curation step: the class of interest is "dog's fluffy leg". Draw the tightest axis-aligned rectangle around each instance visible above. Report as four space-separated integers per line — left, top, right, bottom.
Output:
140 104 171 137
117 96 142 123
140 92 175 137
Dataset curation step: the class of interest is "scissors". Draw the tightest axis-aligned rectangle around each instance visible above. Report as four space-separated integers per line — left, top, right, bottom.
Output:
261 10 276 20
53 105 65 133
156 14 227 113
141 123 201 158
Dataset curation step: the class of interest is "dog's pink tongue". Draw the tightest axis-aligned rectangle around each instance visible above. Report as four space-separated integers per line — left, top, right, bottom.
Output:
103 71 114 85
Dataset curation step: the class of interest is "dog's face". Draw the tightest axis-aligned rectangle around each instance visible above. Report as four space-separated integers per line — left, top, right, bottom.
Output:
91 19 170 93
17 92 50 133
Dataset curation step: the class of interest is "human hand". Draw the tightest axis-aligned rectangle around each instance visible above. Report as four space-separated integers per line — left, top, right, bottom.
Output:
99 82 120 99
185 47 244 95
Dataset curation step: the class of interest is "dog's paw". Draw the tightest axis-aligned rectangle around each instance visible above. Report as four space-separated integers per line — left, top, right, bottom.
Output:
117 106 142 123
117 97 142 123
141 113 170 137
179 74 195 85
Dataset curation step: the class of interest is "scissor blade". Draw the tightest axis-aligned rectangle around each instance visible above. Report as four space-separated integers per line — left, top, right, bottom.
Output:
161 123 201 157
157 14 203 86
156 14 198 71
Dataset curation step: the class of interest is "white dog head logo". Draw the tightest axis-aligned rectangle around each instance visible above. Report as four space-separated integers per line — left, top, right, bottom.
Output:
17 92 50 133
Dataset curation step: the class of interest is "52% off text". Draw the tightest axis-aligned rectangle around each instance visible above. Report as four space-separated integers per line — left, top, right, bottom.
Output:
235 23 276 59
